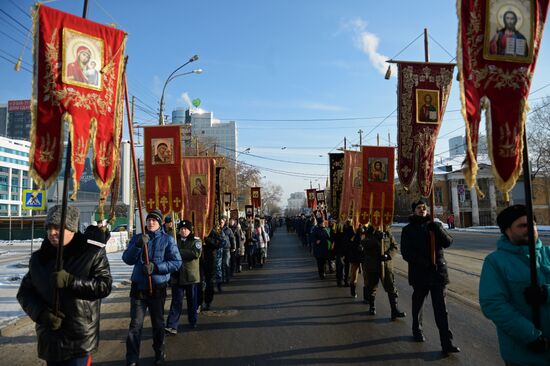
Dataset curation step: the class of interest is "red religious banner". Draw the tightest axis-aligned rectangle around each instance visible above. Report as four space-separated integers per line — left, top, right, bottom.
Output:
458 0 549 197
181 157 216 238
251 187 261 208
144 126 183 215
306 189 317 210
396 61 454 197
339 151 362 225
30 4 126 196
360 146 395 229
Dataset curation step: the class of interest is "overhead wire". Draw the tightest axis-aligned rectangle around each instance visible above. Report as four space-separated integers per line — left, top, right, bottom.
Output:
7 0 31 19
0 54 31 73
0 9 31 32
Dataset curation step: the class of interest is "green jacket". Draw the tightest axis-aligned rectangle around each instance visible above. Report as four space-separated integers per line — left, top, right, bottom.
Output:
362 229 398 273
479 235 550 366
171 235 202 285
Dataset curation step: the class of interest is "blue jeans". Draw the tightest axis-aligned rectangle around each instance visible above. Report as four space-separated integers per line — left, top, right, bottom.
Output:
126 291 167 364
222 249 231 283
215 249 223 283
47 355 91 366
166 284 198 329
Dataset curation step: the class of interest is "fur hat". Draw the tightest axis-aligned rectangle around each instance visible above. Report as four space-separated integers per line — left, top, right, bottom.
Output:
146 209 163 225
164 216 173 224
497 204 528 233
46 205 80 232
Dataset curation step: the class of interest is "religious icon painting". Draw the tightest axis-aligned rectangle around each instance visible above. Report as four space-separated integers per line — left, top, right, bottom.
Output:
416 89 440 124
190 174 207 196
368 157 388 183
62 28 104 90
483 0 534 63
352 167 362 188
151 138 174 165
308 191 315 200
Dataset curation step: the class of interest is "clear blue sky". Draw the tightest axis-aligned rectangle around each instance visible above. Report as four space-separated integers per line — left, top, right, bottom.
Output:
1 0 550 207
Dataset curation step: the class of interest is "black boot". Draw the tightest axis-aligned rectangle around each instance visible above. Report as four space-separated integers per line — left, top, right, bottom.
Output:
368 296 376 315
389 294 406 320
441 331 460 355
350 284 357 298
363 287 369 304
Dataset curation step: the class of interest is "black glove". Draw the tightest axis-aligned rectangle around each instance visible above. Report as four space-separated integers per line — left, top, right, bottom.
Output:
136 234 149 249
51 270 74 289
380 253 391 261
427 222 440 232
39 309 64 331
524 285 548 306
142 262 155 275
527 336 550 353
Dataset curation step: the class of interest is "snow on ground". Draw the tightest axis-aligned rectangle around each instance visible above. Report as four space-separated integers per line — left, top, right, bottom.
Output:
0 241 132 329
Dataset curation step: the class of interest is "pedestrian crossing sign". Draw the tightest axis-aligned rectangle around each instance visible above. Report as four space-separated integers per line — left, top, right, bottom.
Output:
22 189 46 210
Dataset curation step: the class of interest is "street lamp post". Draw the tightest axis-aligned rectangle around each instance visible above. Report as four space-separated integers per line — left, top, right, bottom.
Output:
159 54 200 125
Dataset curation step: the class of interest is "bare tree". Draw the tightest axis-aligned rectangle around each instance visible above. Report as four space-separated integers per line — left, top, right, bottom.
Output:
527 96 550 177
262 181 283 215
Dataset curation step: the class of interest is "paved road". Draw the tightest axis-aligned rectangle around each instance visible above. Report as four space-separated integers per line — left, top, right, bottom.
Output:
0 229 503 365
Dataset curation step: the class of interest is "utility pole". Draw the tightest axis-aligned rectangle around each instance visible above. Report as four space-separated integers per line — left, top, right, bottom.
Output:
343 137 347 150
358 129 363 146
128 96 135 237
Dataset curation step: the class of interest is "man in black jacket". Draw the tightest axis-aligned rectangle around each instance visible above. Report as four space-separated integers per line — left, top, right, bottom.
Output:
400 198 460 355
17 205 112 365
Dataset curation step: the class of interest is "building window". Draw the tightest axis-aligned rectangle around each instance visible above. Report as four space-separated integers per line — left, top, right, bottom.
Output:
434 187 443 205
0 194 7 199
0 167 8 173
10 205 18 213
12 169 19 176
11 194 18 200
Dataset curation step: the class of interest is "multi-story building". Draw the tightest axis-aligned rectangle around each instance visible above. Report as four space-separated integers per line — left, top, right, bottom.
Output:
0 104 7 137
171 108 237 161
394 154 550 227
0 136 33 217
7 100 31 140
448 135 465 158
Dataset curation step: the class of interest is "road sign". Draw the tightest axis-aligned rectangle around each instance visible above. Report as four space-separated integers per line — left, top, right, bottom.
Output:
22 189 46 210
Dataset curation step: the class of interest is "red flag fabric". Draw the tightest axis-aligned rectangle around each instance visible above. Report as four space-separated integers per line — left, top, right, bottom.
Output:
181 157 216 238
144 126 183 216
251 187 261 209
396 61 454 197
339 151 362 225
458 0 549 197
360 146 395 229
30 4 126 195
306 189 317 210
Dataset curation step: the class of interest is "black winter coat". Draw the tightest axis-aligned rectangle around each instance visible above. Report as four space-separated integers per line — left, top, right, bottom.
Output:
17 232 112 362
400 215 453 287
202 228 223 276
311 225 332 259
347 230 365 263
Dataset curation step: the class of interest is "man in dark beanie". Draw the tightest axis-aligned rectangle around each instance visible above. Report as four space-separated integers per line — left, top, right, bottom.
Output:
17 205 112 365
400 198 460 355
165 220 202 334
480 204 550 365
123 208 182 365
